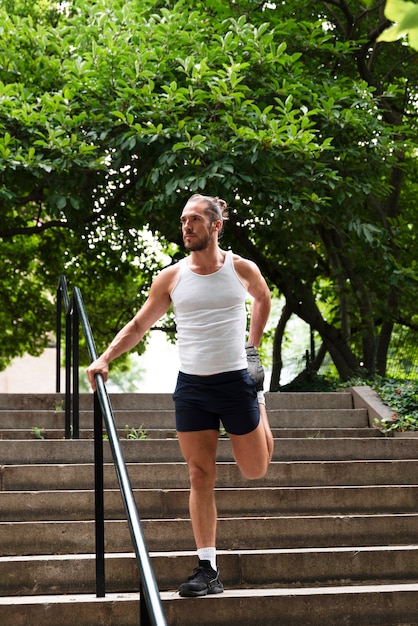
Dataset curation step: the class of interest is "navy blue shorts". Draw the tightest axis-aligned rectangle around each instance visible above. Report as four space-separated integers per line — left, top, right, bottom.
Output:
173 369 260 435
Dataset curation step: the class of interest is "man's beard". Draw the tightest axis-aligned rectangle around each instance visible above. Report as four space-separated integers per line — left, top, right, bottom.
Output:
184 231 211 251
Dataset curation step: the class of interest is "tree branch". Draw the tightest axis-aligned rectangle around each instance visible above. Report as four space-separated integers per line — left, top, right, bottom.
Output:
0 157 144 239
0 219 71 237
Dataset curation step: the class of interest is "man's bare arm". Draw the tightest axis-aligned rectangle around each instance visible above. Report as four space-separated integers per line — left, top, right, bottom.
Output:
233 256 271 348
86 266 178 391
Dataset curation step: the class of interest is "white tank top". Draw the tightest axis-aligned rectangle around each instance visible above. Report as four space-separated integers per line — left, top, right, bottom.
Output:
170 250 248 375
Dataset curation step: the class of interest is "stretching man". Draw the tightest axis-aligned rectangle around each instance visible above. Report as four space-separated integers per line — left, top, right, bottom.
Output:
87 194 274 597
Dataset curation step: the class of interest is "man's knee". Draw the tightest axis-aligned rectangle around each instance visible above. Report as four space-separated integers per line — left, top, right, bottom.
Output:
238 459 269 481
188 462 216 490
230 424 271 480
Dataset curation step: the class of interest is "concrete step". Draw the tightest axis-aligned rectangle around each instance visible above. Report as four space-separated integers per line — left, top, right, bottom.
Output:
1 583 418 626
0 409 177 430
2 514 418 556
3 459 418 491
0 407 368 431
0 426 178 441
3 484 417 521
0 437 416 465
1 388 412 626
274 427 380 438
0 426 382 440
2 546 418 596
162 583 418 626
268 408 369 428
0 393 175 411
266 392 354 410
0 391 355 411
0 592 141 626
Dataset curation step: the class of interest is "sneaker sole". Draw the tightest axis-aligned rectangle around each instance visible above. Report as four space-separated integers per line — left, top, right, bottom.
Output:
179 585 224 598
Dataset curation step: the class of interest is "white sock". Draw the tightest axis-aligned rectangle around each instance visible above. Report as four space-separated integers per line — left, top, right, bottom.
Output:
197 547 217 571
257 390 265 405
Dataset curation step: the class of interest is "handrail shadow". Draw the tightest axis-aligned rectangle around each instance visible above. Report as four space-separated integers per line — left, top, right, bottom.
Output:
56 275 167 626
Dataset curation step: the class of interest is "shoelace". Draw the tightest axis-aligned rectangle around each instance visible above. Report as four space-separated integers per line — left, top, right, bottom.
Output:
188 565 217 585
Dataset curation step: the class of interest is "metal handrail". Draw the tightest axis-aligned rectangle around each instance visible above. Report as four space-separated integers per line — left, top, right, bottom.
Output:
56 275 167 626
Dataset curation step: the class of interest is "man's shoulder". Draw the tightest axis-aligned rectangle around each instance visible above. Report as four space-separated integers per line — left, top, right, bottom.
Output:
159 261 182 275
231 252 257 272
152 263 181 293
230 252 261 288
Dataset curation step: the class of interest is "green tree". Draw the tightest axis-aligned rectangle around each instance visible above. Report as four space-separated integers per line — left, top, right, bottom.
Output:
0 0 417 385
378 0 418 50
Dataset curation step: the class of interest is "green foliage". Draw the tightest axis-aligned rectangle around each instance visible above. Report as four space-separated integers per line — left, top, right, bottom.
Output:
378 0 418 50
124 424 148 440
0 0 417 384
373 379 418 434
380 413 418 434
31 426 45 439
282 372 339 392
385 324 418 379
0 236 56 369
374 378 418 413
337 374 418 434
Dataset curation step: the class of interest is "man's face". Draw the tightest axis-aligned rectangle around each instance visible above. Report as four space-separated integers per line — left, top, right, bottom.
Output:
180 202 214 251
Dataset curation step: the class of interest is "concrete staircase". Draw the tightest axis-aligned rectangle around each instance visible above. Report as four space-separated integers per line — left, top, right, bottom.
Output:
1 390 418 626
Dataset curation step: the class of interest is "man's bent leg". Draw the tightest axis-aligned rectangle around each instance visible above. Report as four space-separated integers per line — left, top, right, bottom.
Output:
229 405 274 479
259 402 274 462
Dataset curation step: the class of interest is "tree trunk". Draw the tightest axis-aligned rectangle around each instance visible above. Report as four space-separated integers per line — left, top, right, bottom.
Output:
280 342 328 391
270 303 292 391
228 216 362 381
376 320 393 377
319 226 351 342
376 288 399 376
284 284 360 381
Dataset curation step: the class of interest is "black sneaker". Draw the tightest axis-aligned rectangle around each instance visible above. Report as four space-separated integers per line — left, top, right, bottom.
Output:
178 560 224 597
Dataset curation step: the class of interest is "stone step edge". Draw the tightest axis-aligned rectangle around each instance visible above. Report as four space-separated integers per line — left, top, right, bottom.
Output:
2 544 418 565
2 512 418 522
5 485 418 521
163 581 418 599
0 592 137 606
0 425 374 432
6 483 418 493
1 581 418 606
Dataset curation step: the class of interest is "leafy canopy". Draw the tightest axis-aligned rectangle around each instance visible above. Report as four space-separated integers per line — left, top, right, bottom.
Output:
0 0 417 384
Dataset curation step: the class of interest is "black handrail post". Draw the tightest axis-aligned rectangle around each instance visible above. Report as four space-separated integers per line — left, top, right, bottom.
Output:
140 579 152 626
57 275 70 395
95 376 167 626
65 303 72 440
94 390 106 598
56 284 62 393
72 302 80 440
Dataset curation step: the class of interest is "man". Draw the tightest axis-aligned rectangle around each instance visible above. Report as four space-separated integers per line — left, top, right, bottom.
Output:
87 194 274 597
